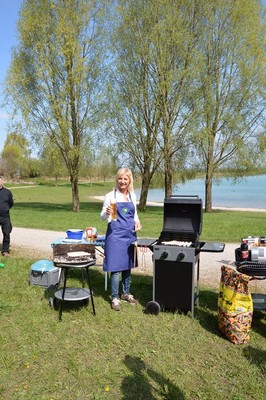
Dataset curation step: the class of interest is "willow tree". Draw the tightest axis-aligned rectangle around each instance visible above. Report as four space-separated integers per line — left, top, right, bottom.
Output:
1 131 31 178
192 0 266 212
150 0 203 198
4 0 106 211
108 0 199 209
108 0 163 210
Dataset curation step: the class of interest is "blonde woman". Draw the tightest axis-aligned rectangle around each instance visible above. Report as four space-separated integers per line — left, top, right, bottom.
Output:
101 168 142 311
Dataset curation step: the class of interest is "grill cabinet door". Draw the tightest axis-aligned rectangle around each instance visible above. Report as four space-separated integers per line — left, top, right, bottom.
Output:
153 247 197 313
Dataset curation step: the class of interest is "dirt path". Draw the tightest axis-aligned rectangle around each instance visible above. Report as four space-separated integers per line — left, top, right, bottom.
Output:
8 227 266 293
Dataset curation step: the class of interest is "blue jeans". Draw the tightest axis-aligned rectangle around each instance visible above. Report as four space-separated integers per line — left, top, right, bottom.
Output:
111 270 131 299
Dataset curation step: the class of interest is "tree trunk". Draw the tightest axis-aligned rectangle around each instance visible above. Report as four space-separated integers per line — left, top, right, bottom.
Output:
164 157 173 198
138 168 151 211
70 175 80 212
205 169 213 212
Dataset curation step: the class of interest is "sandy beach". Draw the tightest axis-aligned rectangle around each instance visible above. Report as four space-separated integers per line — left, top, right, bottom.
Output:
93 195 266 212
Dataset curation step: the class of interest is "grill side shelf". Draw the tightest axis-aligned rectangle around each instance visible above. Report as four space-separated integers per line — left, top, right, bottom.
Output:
199 242 225 253
136 238 158 251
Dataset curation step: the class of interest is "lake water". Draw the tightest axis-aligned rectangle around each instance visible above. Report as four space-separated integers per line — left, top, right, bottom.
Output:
135 174 266 209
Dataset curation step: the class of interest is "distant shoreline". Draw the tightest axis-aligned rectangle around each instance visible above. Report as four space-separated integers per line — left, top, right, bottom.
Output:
92 196 266 212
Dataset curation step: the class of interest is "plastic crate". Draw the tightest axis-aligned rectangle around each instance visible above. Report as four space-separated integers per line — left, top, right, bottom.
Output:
30 260 60 288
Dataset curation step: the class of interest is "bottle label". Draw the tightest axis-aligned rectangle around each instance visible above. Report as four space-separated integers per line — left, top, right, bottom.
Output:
241 250 249 260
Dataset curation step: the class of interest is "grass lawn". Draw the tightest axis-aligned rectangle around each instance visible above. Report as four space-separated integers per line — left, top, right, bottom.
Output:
0 181 265 399
7 181 266 242
0 256 265 400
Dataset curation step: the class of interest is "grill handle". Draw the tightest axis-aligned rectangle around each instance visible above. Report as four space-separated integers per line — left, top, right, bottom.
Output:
166 195 200 199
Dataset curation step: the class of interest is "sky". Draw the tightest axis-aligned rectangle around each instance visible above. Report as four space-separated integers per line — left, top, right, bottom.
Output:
0 0 265 153
0 0 22 152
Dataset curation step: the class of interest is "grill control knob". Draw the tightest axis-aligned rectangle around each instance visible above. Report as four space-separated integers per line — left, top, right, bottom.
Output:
177 252 185 261
160 251 168 260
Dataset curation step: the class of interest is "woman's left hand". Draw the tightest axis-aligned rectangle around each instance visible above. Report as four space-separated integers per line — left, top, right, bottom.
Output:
135 222 142 231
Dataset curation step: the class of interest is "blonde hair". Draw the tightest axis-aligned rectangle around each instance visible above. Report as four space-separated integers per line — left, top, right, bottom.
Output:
115 168 134 192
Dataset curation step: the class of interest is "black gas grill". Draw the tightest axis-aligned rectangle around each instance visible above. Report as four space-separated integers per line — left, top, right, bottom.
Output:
145 195 224 317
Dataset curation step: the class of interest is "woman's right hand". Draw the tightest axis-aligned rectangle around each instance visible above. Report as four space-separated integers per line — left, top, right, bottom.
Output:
106 205 112 216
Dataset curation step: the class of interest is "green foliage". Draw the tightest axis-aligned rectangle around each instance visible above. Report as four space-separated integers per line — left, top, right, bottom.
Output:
40 139 68 180
1 131 31 178
24 158 42 178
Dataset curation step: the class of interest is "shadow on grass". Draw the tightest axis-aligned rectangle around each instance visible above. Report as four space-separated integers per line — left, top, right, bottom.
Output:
43 266 110 315
133 275 225 342
36 181 108 188
13 201 102 213
252 309 266 337
131 274 154 306
242 344 266 374
50 268 154 304
121 355 185 400
197 291 266 343
43 269 154 318
194 289 223 337
43 269 226 342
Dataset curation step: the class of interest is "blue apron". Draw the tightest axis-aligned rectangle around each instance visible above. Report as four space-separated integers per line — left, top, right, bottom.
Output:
103 194 137 272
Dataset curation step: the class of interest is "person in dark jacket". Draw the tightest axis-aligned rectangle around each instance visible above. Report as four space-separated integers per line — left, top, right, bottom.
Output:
0 177 14 256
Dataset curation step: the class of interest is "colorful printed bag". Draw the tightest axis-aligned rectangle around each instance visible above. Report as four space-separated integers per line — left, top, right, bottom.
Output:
218 265 253 344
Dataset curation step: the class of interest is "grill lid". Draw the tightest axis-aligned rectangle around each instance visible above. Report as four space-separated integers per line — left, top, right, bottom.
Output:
160 195 202 240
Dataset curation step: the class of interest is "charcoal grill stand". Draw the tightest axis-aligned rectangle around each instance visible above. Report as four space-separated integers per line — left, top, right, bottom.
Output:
52 261 96 321
235 248 266 311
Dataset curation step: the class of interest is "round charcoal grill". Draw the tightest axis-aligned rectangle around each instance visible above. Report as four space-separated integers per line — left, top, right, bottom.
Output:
235 247 266 277
236 261 266 277
51 244 96 320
